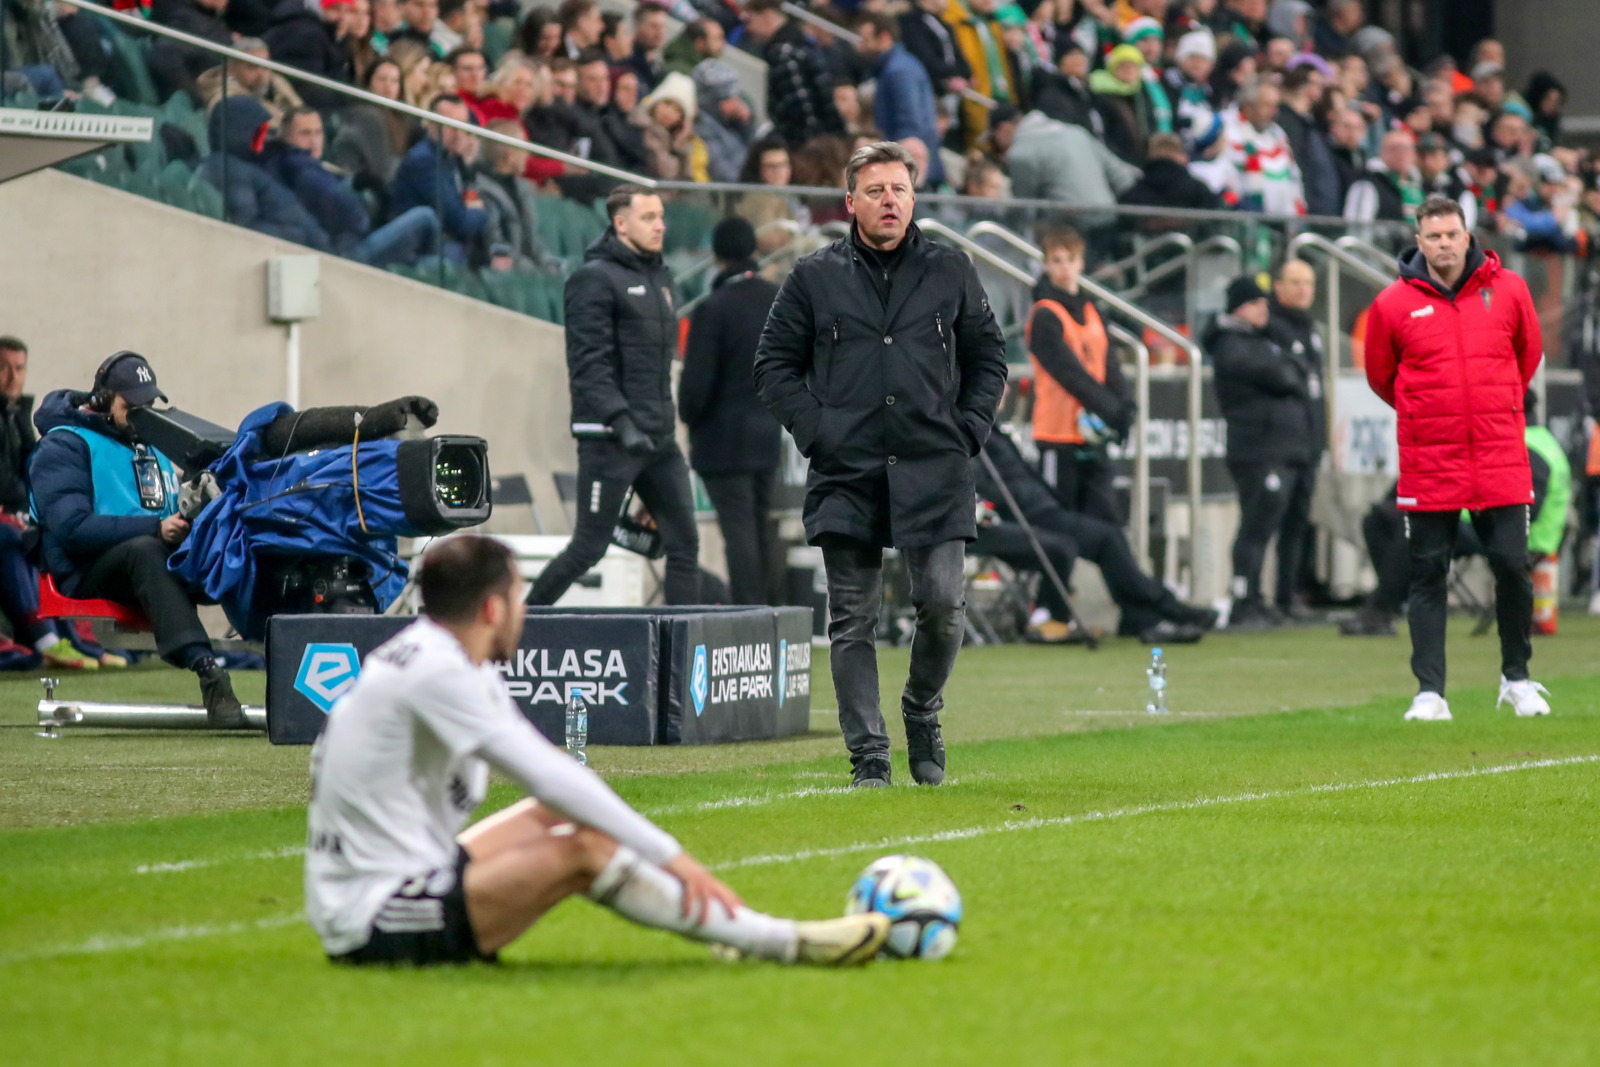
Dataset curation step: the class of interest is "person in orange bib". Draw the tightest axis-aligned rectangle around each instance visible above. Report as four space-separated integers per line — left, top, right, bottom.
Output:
1026 225 1136 525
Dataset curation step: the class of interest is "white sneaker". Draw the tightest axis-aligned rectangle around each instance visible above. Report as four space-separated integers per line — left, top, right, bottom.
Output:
1588 590 1600 616
1404 692 1452 721
1498 677 1551 717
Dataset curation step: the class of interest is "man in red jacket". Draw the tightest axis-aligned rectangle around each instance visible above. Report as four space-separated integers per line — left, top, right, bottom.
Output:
1364 195 1551 722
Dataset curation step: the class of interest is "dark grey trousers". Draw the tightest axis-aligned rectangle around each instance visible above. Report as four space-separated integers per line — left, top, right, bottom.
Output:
821 537 966 768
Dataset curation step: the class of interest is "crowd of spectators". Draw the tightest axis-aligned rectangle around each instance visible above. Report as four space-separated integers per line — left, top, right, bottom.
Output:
5 0 1600 270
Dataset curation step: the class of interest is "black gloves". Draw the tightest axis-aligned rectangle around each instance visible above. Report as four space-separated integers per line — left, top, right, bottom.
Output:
612 414 655 456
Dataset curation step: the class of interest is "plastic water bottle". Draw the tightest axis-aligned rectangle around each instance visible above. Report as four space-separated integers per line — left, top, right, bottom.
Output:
565 694 588 765
1145 648 1168 715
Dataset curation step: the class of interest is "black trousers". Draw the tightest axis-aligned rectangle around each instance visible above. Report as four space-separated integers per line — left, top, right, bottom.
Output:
700 469 776 605
971 524 1077 622
1038 443 1122 525
1227 461 1315 606
971 517 1177 634
1406 506 1532 695
530 440 700 606
78 536 211 665
822 537 965 768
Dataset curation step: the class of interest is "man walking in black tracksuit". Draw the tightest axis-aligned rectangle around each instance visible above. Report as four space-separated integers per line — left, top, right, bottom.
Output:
529 185 699 606
755 142 1008 788
1208 275 1319 630
679 217 783 605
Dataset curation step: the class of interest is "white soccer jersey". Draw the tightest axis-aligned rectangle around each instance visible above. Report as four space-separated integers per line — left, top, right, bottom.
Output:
304 617 680 955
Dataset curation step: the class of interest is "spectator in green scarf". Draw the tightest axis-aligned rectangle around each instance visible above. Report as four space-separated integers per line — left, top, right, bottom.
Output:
1089 42 1172 163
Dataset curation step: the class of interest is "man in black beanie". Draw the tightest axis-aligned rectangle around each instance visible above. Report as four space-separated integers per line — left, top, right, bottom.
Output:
1205 274 1319 630
679 217 782 603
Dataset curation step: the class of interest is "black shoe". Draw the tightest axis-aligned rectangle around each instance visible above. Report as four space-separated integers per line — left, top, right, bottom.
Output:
1169 604 1221 631
1227 601 1283 631
1140 619 1205 644
197 659 248 729
903 715 946 786
1338 608 1397 637
850 756 891 789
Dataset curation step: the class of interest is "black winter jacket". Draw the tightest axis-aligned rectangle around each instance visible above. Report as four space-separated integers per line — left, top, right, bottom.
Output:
29 391 165 596
1118 158 1224 215
261 0 352 110
1205 313 1317 466
679 262 782 475
0 395 36 514
563 229 679 444
762 20 844 147
1265 298 1327 455
754 224 1008 548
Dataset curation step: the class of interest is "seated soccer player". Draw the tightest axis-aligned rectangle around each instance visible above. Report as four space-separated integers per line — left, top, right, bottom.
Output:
304 535 889 967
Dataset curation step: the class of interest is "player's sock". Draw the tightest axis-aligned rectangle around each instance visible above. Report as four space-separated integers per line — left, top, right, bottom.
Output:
586 845 798 962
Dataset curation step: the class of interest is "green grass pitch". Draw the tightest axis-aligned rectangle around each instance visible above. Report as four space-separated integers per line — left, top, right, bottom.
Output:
3 618 1599 1065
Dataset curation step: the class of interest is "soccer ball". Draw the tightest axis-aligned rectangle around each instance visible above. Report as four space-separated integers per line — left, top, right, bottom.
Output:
844 854 962 960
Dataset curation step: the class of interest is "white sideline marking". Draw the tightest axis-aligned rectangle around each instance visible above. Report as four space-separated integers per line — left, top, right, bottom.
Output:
644 786 852 817
0 914 301 966
711 754 1600 871
135 845 303 875
67 753 1598 962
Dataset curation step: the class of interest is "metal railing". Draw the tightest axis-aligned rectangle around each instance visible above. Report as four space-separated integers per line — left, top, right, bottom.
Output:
918 218 1208 582
1285 232 1394 446
67 0 657 186
1335 234 1397 273
960 218 1211 570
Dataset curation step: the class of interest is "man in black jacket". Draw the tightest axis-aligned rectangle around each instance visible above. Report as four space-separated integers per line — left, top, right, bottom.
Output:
898 0 971 98
529 186 700 607
974 432 1216 643
679 218 782 605
1264 257 1326 616
744 0 844 148
262 0 355 111
1208 275 1319 630
755 142 1008 789
1118 134 1224 231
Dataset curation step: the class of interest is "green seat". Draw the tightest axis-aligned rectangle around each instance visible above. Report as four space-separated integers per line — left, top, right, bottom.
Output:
128 131 166 171
120 156 162 201
482 270 528 314
454 268 488 302
102 25 161 106
482 19 513 66
662 200 716 255
157 160 196 211
160 91 195 121
188 170 224 219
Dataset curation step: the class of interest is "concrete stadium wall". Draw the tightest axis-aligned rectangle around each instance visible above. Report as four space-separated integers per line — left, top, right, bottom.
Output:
0 169 576 535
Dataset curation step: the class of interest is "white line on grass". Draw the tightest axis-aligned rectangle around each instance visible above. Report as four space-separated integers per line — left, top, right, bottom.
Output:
710 754 1600 871
34 753 1600 964
135 845 304 875
0 914 301 965
644 785 853 817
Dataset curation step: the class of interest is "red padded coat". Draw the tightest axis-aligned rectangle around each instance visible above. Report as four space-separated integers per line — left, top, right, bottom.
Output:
1364 245 1542 512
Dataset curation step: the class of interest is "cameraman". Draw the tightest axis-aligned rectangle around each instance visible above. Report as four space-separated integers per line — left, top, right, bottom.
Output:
30 353 248 728
528 186 700 606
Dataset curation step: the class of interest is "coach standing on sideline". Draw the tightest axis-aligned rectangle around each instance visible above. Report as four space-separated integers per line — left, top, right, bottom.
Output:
754 141 1008 789
1364 195 1550 722
528 185 700 606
